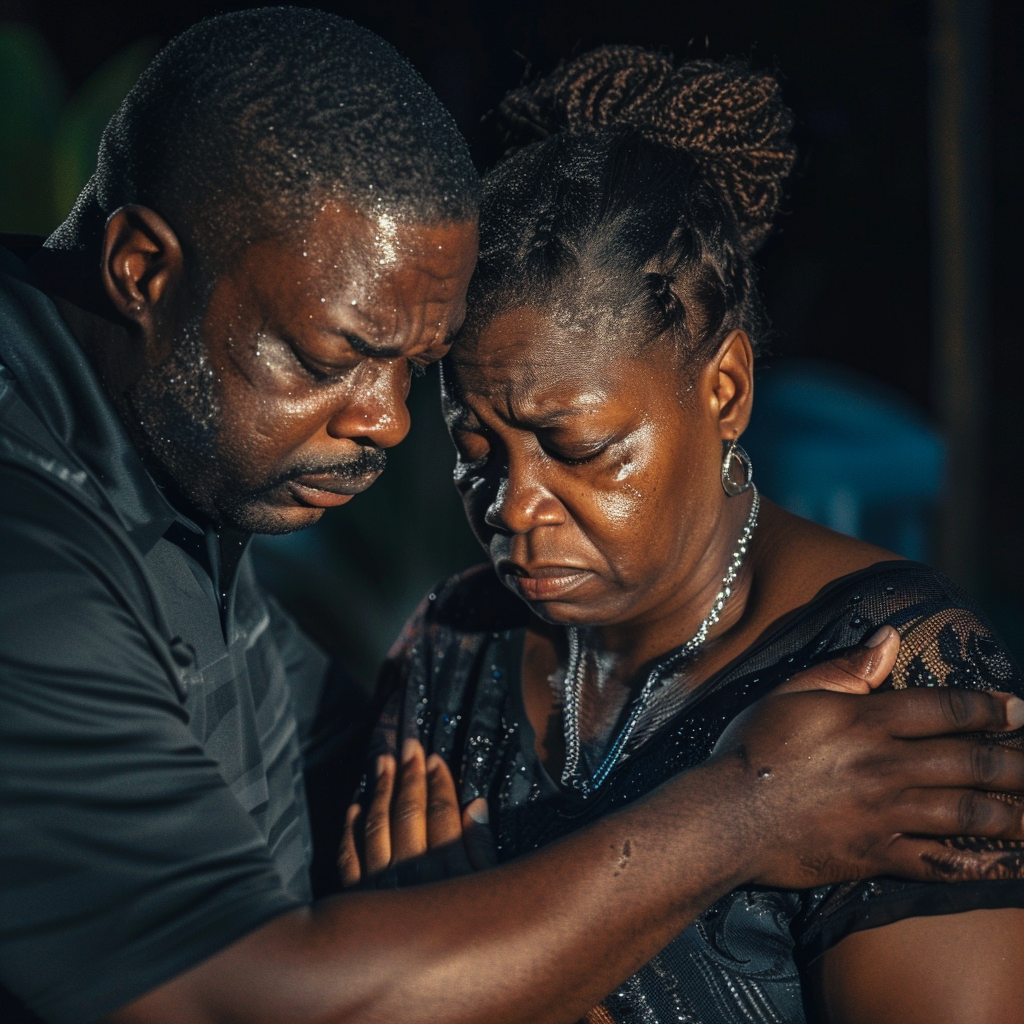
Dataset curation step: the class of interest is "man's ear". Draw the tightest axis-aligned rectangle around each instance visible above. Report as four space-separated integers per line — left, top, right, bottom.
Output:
100 205 183 329
709 329 754 439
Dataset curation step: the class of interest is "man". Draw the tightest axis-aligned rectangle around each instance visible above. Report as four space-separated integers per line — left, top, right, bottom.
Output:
1 9 1022 1024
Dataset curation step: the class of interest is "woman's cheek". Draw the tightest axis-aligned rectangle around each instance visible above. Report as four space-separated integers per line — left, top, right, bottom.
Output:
590 449 649 526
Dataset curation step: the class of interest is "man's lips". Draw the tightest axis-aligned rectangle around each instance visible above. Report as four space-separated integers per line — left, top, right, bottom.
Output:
498 562 596 601
285 471 382 508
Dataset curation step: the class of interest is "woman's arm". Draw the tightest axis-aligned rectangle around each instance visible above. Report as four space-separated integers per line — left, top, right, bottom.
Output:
809 909 1024 1023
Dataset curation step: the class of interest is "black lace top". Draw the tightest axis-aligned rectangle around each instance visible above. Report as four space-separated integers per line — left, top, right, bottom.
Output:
369 560 1024 1024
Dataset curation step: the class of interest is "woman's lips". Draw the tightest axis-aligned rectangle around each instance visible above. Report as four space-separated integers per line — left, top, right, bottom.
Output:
501 564 595 601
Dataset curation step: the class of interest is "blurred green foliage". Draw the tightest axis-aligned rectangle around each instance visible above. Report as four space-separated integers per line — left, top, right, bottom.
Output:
0 25 156 234
0 25 65 233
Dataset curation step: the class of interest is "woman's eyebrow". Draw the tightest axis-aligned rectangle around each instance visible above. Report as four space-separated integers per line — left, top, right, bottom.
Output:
518 394 609 427
527 408 578 426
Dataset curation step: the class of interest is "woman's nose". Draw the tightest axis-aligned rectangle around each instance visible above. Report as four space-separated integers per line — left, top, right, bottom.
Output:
326 361 411 449
483 456 564 534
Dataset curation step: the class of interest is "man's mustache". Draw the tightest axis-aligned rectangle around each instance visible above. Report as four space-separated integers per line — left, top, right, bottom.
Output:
264 446 388 492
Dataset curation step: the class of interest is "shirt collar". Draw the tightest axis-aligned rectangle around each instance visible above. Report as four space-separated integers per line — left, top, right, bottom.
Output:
0 243 196 553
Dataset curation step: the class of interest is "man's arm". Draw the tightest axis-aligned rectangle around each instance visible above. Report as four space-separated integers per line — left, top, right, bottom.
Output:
809 909 1024 1024
110 643 1024 1024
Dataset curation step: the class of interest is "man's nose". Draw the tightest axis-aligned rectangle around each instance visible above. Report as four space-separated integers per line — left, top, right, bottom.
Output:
483 451 564 534
326 360 412 449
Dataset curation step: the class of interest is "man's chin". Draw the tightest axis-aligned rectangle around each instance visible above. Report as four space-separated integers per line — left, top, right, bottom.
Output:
219 498 328 535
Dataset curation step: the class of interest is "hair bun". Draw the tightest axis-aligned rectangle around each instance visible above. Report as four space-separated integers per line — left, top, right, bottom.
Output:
500 46 796 254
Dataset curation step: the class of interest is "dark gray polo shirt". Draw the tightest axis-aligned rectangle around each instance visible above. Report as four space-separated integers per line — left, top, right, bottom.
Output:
0 245 331 1022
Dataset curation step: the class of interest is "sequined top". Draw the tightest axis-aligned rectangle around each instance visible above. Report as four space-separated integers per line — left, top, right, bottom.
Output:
369 559 1024 1024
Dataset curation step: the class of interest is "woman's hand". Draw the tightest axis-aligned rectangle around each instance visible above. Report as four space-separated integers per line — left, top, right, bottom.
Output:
338 738 495 888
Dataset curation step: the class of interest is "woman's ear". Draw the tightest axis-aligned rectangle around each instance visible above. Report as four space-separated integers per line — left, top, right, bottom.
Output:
710 329 754 438
100 205 184 330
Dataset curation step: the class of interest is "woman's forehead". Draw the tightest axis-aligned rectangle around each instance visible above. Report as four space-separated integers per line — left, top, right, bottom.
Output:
454 303 638 370
448 307 675 418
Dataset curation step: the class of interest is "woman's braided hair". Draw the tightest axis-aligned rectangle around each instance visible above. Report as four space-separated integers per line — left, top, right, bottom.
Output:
465 46 796 364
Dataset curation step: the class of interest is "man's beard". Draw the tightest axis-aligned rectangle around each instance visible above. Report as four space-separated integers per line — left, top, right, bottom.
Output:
127 323 385 534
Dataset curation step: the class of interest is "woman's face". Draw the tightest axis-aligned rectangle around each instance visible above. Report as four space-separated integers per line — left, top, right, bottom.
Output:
443 305 748 629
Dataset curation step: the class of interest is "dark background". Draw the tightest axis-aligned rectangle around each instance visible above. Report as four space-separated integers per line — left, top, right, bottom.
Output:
1 0 1021 682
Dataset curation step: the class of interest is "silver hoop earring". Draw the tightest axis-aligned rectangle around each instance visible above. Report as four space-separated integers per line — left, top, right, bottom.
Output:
721 439 753 496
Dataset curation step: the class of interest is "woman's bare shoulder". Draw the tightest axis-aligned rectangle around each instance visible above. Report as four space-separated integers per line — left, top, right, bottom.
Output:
751 497 902 619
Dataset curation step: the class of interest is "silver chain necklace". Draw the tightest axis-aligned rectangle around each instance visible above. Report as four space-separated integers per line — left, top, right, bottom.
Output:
561 486 760 797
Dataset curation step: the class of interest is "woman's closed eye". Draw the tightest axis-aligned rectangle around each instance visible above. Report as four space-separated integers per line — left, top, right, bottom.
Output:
538 431 617 466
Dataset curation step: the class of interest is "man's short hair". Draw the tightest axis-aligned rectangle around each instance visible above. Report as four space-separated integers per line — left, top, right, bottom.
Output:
52 6 479 267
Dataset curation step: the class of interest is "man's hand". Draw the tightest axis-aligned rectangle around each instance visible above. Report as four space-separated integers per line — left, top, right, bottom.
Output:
711 629 1024 888
771 624 899 695
343 626 1024 891
338 738 495 888
338 630 903 889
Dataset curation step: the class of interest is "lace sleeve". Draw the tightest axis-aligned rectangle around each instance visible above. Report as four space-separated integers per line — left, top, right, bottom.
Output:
792 597 1024 963
889 603 1020 693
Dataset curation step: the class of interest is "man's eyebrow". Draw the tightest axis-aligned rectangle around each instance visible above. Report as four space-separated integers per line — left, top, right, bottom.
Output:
328 328 460 360
326 329 403 359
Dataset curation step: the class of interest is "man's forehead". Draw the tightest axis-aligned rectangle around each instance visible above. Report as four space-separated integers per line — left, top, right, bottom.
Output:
292 197 477 260
209 197 475 356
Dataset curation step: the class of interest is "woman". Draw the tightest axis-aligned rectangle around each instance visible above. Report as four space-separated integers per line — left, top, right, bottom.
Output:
351 48 1024 1022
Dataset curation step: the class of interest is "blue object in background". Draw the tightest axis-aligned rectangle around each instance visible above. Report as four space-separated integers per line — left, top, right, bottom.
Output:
743 359 944 561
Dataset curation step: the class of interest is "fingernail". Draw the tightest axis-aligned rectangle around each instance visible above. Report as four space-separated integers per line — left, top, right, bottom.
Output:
425 753 443 773
401 737 419 764
865 626 893 648
1007 696 1024 730
468 800 489 825
376 755 389 779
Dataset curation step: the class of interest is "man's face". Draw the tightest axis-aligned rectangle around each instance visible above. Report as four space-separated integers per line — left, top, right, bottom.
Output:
129 203 478 533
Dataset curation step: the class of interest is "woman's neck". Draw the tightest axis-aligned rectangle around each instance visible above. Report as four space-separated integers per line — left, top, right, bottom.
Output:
578 487 760 686
561 489 761 754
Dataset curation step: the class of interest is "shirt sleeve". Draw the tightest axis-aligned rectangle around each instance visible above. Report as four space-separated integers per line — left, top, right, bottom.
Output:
792 596 1024 963
0 476 302 1024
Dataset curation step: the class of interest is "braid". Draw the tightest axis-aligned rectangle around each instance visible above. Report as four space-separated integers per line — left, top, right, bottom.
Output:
466 47 797 367
501 47 794 256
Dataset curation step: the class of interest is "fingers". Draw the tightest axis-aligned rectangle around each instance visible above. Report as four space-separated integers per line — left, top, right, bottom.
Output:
885 735 1024 794
363 754 396 873
889 787 1024 840
338 803 363 887
425 753 463 850
347 741 494 886
391 739 429 862
774 626 900 696
868 688 1024 738
462 798 498 870
886 835 1024 883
